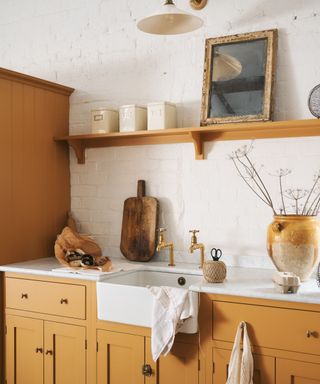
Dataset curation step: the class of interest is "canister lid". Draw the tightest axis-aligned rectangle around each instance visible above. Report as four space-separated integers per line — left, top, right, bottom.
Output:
119 104 147 110
147 101 176 107
91 107 118 113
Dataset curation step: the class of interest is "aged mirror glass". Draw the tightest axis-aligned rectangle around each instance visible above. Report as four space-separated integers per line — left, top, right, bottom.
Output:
201 29 277 125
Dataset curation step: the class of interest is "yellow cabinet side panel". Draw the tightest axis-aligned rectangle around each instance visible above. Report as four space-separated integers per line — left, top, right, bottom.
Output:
97 330 144 384
276 358 320 383
44 321 86 384
6 315 43 384
213 348 275 384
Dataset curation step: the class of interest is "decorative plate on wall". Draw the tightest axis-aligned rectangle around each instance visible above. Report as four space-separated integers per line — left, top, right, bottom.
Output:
308 84 320 118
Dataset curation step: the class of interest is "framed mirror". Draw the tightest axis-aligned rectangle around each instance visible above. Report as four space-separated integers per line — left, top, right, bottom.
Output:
200 29 277 125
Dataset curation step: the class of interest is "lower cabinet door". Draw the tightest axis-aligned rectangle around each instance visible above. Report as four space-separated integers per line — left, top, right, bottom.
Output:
97 330 145 384
6 315 44 384
213 348 275 384
145 338 199 384
44 321 86 384
276 358 320 383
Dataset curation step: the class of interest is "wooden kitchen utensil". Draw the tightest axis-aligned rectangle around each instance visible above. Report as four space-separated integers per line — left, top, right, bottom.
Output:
120 180 159 261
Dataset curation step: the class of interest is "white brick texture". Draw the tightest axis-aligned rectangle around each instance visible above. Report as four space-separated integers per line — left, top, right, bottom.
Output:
2 0 320 267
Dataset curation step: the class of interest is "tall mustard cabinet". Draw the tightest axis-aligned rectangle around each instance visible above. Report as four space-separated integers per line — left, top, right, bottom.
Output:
0 68 73 383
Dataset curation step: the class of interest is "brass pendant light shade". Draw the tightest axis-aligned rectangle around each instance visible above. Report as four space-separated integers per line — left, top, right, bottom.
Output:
190 0 207 10
137 0 206 35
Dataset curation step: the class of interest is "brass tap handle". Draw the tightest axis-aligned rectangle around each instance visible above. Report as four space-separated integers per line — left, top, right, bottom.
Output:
189 229 199 245
157 228 166 243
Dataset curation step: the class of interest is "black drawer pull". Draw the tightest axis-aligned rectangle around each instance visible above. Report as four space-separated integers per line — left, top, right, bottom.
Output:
60 298 68 304
21 293 28 299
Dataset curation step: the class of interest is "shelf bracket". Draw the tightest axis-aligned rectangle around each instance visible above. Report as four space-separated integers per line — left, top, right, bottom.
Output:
189 132 204 160
68 139 85 164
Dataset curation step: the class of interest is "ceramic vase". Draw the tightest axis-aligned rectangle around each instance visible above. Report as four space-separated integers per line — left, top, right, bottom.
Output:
267 215 320 281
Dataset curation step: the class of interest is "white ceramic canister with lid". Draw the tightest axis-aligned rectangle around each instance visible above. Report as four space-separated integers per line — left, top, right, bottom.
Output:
147 102 177 130
119 105 147 132
91 108 119 133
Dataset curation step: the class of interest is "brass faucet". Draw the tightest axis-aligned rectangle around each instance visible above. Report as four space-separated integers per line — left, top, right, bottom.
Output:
189 229 205 268
156 228 175 267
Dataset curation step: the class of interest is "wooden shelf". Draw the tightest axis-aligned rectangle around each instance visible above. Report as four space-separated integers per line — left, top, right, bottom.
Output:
54 119 320 164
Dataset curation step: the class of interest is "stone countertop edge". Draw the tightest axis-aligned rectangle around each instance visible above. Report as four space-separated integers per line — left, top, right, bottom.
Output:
0 257 319 305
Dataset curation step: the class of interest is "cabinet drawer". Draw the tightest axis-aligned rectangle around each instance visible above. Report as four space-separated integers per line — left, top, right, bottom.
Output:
213 301 320 355
5 278 86 319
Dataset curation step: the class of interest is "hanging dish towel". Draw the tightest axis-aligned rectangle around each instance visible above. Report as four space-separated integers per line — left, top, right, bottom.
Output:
148 286 196 361
226 321 254 384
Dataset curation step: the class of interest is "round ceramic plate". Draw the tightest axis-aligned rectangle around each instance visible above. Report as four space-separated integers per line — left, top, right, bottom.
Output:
308 84 320 118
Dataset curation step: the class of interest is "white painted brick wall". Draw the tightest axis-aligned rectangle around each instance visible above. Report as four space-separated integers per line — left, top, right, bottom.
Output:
2 0 320 268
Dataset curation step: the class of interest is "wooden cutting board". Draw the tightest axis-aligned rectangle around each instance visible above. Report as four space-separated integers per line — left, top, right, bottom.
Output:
120 180 159 261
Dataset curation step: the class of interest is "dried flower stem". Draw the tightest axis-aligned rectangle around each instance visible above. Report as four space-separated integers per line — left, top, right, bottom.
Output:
231 158 273 208
302 174 320 215
279 174 286 215
230 145 320 216
236 155 275 207
244 154 276 211
309 193 320 216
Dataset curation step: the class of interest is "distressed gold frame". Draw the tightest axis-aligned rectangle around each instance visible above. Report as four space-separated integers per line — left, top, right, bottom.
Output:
200 29 278 126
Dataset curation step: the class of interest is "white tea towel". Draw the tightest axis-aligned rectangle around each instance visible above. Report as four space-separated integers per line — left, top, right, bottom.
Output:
226 321 254 384
148 286 195 361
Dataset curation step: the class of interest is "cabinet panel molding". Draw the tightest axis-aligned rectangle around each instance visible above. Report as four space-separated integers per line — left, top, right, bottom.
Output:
97 330 145 384
6 315 44 384
276 358 320 383
44 321 86 384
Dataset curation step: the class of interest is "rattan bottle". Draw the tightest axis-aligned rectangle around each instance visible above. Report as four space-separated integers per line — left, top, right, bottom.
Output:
203 247 227 283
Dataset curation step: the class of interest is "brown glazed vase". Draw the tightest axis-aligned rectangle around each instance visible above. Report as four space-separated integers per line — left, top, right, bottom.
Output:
267 215 320 281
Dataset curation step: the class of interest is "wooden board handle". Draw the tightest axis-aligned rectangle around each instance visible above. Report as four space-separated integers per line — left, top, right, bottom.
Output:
137 180 146 198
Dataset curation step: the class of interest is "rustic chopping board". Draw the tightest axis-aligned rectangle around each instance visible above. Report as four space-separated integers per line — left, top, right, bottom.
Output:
120 180 159 262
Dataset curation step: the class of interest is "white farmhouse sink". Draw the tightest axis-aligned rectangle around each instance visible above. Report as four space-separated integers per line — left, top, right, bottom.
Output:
96 270 200 333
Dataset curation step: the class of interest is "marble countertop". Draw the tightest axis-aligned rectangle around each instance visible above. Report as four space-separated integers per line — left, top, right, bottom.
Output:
0 257 203 281
190 267 320 305
0 257 319 305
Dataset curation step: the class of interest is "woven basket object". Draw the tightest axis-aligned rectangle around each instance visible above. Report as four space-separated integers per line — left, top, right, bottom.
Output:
203 260 227 283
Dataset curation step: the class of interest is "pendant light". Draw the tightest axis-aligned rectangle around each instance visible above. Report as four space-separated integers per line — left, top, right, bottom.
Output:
137 0 207 35
212 53 242 81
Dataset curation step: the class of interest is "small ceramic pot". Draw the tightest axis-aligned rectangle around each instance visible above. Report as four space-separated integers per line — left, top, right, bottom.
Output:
267 215 320 281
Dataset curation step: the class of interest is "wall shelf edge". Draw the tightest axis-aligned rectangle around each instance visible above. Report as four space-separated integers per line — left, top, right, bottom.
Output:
54 119 320 164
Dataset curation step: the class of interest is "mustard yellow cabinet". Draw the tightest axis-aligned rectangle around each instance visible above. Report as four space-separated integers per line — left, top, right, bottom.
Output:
44 321 86 384
97 330 199 384
97 330 145 384
153 340 199 384
4 274 92 384
276 358 320 383
6 315 86 384
212 348 275 384
200 294 320 384
6 315 43 384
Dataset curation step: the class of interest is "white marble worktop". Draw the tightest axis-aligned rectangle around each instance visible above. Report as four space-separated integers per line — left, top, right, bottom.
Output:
0 257 203 281
190 267 320 305
0 257 319 305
